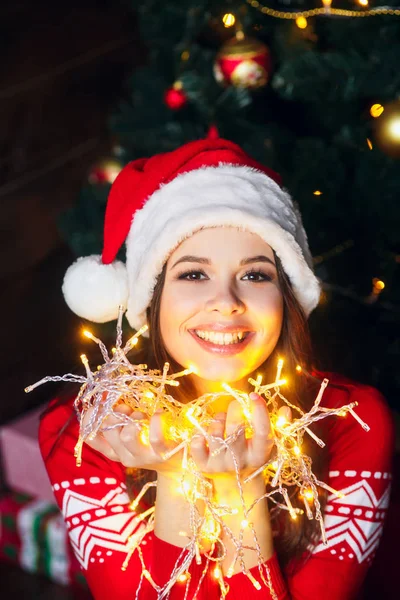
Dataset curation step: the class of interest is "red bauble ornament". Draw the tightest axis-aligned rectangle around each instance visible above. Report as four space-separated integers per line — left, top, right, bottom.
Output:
214 34 271 89
164 81 188 110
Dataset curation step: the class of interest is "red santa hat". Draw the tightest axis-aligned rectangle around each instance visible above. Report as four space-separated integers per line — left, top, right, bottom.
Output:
62 138 321 332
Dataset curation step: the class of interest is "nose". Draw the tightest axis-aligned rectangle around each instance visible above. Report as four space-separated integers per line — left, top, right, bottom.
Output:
204 283 245 316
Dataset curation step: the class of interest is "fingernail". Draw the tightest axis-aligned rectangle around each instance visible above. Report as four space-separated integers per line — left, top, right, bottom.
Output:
249 392 260 401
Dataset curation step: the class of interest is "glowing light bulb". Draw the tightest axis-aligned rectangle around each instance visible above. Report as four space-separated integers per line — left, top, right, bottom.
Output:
222 13 235 27
367 138 373 150
358 0 368 6
373 278 385 291
370 103 384 118
294 445 301 456
214 566 222 579
296 365 302 373
313 190 323 196
276 415 287 428
296 16 308 29
83 330 93 339
178 572 189 583
145 391 155 399
304 489 314 501
241 519 249 528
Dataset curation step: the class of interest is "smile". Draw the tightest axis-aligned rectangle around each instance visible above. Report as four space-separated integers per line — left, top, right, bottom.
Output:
189 329 254 356
193 330 250 345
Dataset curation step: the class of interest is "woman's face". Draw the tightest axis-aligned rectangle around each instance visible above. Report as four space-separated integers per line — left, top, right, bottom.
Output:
159 227 284 394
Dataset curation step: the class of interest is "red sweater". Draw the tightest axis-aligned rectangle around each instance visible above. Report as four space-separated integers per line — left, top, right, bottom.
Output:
39 373 394 599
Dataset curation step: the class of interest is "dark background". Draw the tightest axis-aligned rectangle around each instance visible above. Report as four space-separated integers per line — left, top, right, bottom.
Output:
0 1 398 598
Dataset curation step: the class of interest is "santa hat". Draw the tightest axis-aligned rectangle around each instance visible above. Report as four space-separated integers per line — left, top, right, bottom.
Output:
62 138 321 332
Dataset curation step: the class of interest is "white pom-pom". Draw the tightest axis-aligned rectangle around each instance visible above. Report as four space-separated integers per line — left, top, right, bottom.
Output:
62 255 128 322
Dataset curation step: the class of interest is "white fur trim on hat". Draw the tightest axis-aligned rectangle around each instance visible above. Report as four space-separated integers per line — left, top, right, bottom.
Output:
125 165 321 331
62 255 128 322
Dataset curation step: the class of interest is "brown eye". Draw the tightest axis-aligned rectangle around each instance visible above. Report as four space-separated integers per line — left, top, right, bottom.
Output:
242 270 273 282
177 270 208 281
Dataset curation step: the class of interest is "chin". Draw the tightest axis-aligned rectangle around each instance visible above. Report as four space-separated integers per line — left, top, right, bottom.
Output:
193 361 253 385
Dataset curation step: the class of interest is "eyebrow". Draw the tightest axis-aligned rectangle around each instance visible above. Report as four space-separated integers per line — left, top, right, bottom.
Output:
171 254 276 269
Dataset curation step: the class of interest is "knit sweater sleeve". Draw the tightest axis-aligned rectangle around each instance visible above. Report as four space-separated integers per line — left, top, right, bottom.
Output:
286 378 395 599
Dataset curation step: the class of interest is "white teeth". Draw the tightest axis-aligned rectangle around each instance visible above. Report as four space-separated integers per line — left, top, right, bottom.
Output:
194 330 248 345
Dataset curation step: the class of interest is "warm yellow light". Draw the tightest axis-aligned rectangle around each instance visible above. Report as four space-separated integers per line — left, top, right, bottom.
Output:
80 353 87 362
214 566 222 579
294 445 301 456
272 461 279 470
83 330 92 339
181 50 190 61
188 363 198 375
367 138 373 150
222 13 236 27
145 391 155 399
178 572 189 583
322 0 332 7
373 278 385 290
313 190 323 196
139 426 150 446
111 347 116 354
296 16 308 29
241 519 249 528
304 489 314 501
387 117 400 140
358 0 368 6
370 103 384 118
296 365 302 373
276 415 287 428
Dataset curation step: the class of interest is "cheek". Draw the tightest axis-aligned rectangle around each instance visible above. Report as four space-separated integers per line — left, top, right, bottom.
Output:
159 286 198 342
249 286 284 326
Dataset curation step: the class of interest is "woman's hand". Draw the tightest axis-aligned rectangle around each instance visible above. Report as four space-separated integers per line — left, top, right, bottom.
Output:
84 404 181 475
190 393 291 479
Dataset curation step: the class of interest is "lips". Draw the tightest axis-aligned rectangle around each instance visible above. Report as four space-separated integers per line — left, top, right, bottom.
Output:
188 328 255 356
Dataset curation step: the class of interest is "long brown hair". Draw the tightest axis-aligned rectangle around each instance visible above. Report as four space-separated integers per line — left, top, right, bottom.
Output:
134 251 328 570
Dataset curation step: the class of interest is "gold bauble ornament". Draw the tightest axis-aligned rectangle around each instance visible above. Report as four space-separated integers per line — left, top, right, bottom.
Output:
214 34 271 89
88 158 123 184
373 100 400 158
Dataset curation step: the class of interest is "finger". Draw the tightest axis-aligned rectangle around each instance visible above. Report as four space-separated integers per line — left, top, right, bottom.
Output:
101 426 137 467
190 435 209 470
277 405 292 423
248 394 273 465
206 413 226 456
85 433 120 461
113 403 133 416
82 407 120 460
225 401 245 437
149 410 175 456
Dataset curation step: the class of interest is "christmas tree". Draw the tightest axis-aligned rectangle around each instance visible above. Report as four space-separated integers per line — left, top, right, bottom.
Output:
59 0 400 406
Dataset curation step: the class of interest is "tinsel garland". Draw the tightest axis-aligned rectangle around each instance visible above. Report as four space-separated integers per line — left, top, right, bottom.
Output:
26 307 370 599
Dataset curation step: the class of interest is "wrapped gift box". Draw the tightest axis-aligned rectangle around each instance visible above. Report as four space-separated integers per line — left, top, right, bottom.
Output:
0 491 87 589
0 405 54 503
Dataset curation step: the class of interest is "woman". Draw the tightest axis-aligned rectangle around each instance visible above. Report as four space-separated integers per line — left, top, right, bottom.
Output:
39 138 394 599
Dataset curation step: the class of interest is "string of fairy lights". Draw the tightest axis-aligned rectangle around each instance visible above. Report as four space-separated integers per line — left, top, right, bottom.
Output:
26 307 370 598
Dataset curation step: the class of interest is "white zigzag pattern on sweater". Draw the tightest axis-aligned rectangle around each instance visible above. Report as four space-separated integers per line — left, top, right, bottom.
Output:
313 477 391 563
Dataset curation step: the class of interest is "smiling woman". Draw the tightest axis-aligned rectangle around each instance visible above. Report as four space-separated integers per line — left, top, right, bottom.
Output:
39 137 394 600
159 228 283 388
